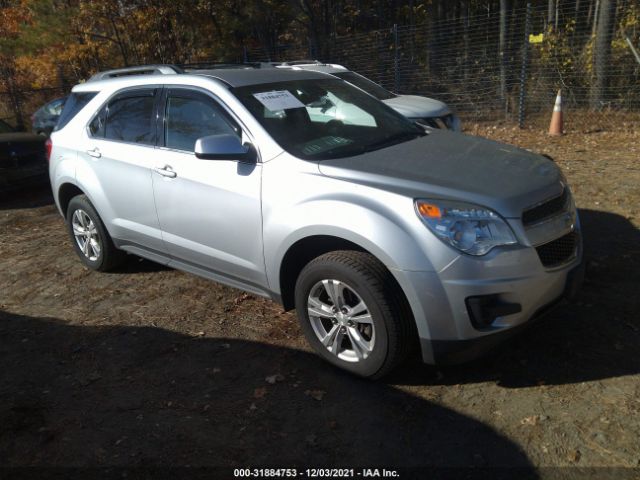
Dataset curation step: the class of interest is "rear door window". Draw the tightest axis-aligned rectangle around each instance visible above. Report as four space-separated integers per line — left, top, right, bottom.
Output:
104 90 157 145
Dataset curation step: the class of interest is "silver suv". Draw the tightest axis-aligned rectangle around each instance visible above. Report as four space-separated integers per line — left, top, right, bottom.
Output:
49 65 583 378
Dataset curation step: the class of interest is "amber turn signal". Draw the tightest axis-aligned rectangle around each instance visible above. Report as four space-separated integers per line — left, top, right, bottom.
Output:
417 202 442 219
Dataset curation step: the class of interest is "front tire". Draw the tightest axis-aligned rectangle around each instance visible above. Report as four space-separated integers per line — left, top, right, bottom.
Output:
66 195 125 271
294 250 414 378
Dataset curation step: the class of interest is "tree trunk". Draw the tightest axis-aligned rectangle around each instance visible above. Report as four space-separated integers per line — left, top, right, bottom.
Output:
548 0 556 29
109 15 129 67
0 63 25 131
590 0 617 109
499 0 508 102
592 0 601 37
461 0 469 82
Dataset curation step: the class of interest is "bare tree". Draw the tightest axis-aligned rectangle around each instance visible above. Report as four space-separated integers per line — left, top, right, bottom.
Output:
590 0 617 108
499 0 508 102
461 0 470 82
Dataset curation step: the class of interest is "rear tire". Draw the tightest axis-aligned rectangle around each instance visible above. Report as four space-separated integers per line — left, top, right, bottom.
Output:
294 250 414 379
66 195 125 272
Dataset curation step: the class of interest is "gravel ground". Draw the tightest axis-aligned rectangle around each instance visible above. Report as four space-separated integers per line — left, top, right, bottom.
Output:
1 125 639 477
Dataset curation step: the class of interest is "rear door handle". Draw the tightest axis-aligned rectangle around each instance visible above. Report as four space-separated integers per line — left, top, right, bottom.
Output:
87 148 101 158
154 165 177 178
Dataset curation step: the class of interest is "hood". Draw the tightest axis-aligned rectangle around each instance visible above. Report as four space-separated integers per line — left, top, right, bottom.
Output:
383 95 451 118
317 130 563 218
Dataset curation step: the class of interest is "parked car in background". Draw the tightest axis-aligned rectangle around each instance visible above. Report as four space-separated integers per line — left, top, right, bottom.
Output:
0 119 48 192
277 61 462 131
32 96 66 136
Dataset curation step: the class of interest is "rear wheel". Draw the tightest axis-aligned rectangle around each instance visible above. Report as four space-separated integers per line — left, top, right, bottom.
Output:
294 250 414 378
66 195 125 271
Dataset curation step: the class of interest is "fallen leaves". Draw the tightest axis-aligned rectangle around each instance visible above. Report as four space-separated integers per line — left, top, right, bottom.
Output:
567 449 582 463
305 389 326 401
253 387 267 399
520 414 549 426
265 374 284 384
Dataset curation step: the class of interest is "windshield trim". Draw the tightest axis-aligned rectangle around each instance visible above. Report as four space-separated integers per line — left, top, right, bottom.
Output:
333 71 397 101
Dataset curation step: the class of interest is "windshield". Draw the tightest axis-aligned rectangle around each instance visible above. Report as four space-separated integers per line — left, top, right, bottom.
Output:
333 72 396 101
232 79 424 160
0 119 15 134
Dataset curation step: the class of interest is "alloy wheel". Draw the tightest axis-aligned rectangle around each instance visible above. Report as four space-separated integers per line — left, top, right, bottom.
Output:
307 279 375 362
71 209 102 262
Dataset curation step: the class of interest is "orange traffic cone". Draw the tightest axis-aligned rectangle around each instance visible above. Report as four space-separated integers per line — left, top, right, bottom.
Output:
548 89 564 136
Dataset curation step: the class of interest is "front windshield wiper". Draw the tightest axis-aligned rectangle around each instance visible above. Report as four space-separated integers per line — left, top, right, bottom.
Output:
314 130 426 159
362 130 425 153
310 130 426 160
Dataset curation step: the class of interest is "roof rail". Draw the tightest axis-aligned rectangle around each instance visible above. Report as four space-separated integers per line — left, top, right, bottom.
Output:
87 64 183 82
278 60 322 66
180 62 277 70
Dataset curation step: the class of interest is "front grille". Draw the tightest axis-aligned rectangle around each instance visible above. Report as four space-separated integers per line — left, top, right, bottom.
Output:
535 231 578 268
522 189 568 226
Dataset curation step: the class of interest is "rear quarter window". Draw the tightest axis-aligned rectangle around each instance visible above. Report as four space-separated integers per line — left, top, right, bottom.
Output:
54 93 97 132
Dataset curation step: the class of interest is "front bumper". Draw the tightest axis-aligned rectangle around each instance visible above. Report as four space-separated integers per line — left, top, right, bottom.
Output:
421 260 584 364
391 229 583 365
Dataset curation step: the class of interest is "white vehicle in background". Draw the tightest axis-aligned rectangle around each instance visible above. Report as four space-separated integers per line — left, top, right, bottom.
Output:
277 61 462 131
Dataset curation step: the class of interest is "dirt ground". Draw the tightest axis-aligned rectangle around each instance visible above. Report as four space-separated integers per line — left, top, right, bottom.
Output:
1 124 639 477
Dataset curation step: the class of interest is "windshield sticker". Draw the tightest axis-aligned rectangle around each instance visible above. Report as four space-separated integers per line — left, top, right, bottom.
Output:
253 90 305 111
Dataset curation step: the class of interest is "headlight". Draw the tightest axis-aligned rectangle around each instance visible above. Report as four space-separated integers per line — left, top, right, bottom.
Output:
415 199 517 255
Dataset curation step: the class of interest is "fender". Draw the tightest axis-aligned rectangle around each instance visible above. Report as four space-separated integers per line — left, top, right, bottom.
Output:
49 144 78 217
71 155 119 235
266 199 437 291
264 199 456 343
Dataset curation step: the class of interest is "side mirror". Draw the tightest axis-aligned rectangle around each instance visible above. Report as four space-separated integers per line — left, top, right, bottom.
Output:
194 134 257 163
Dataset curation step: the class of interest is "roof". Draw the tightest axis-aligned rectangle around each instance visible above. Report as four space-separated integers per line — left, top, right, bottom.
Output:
190 68 334 87
73 66 337 93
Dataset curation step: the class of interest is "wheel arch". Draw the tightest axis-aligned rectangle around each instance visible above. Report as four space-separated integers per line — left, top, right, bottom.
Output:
278 234 414 318
57 183 86 219
279 235 365 311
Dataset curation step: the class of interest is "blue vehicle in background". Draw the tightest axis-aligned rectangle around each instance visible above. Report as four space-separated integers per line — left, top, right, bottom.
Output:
0 118 48 193
31 96 66 136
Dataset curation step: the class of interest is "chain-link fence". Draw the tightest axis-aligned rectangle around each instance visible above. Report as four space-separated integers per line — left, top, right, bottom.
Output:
2 2 639 131
246 1 640 129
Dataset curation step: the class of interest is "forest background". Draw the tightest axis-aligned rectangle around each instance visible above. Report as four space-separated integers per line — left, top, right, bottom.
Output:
1 0 639 129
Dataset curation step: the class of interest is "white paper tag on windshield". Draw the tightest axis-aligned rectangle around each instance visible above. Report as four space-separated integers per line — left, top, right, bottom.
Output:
253 90 305 111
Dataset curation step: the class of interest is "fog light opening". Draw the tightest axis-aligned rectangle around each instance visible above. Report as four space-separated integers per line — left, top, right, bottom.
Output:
465 295 522 330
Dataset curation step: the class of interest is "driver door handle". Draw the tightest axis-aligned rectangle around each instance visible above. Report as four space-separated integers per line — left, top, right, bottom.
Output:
86 148 101 158
154 165 177 178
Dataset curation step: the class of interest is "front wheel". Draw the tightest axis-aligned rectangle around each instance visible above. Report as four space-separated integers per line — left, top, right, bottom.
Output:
294 251 414 378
